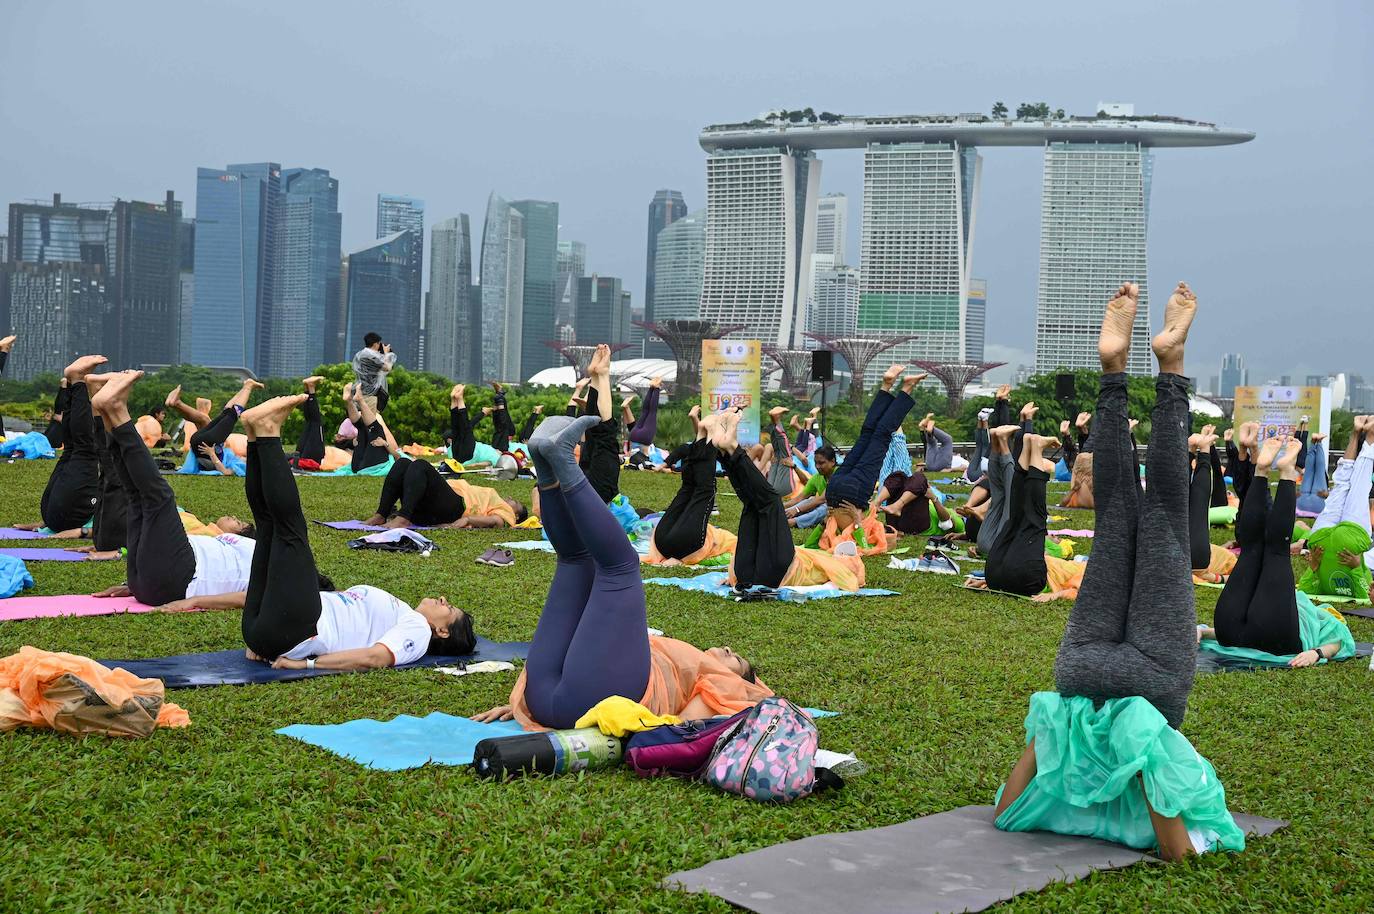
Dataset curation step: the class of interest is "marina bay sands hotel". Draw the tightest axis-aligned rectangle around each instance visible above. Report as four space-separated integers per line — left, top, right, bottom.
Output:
696 106 1254 379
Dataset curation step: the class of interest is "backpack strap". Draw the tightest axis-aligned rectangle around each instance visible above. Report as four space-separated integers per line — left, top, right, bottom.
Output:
812 767 845 793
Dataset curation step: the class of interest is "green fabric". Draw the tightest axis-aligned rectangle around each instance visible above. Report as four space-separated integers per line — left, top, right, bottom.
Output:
1208 505 1237 526
995 693 1245 854
1200 591 1357 666
918 502 965 536
323 456 396 478
1297 521 1372 601
801 474 828 498
802 520 873 551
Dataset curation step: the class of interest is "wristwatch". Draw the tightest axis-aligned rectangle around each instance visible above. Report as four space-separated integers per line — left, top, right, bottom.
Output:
307 658 316 670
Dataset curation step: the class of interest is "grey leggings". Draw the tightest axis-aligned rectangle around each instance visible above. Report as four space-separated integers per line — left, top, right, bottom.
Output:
766 424 792 496
923 427 955 472
977 450 1016 555
1053 372 1196 729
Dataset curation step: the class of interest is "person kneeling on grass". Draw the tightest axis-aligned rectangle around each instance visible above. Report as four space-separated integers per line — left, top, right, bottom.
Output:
472 357 773 729
783 444 837 528
232 393 475 670
362 457 527 530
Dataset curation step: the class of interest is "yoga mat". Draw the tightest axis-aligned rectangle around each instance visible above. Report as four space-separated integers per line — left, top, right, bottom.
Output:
958 581 1032 601
103 636 530 688
0 528 52 541
1196 642 1372 674
667 805 1286 914
313 520 440 532
643 571 897 603
1341 606 1374 620
1049 528 1095 538
277 712 526 770
0 548 90 562
0 593 155 621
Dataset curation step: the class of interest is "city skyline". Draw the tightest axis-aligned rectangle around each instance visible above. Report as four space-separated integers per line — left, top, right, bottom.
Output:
2 2 1369 385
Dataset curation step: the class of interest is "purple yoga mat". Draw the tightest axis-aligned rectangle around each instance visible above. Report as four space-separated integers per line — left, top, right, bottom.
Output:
0 527 52 540
313 520 440 532
0 548 91 562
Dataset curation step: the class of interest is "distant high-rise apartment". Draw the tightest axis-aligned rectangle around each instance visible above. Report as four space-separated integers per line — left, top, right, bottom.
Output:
1349 375 1374 412
192 163 281 372
427 215 476 380
0 235 8 262
479 194 525 380
809 265 860 339
650 210 705 322
1219 353 1246 399
858 142 981 385
178 219 194 362
699 148 821 348
8 194 109 266
1035 143 1153 375
375 195 424 365
107 192 184 369
555 239 586 327
815 192 848 263
575 275 630 346
645 189 687 356
344 232 413 359
0 261 107 380
1305 374 1328 388
268 169 341 377
965 278 987 364
511 200 558 377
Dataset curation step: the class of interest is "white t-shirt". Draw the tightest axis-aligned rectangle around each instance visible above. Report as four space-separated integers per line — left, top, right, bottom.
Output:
282 585 430 666
185 534 256 598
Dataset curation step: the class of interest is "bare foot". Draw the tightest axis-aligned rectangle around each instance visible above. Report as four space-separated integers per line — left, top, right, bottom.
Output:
1152 281 1197 375
1188 433 1206 453
533 404 544 415
165 384 182 408
996 384 1011 400
1274 436 1302 479
90 369 142 415
64 355 108 382
570 396 587 410
84 372 118 396
1020 402 1038 421
450 384 465 408
809 406 821 418
649 376 662 389
573 377 590 392
342 382 355 402
1076 412 1091 431
1098 282 1138 373
241 395 307 438
302 376 324 394
362 514 387 527
491 381 504 394
243 379 266 391
0 335 15 353
1256 436 1283 473
1223 428 1233 442
1060 420 1071 437
901 374 925 395
990 424 1020 444
881 364 903 390
588 343 611 379
1129 419 1140 433
384 516 414 530
1238 421 1259 459
481 406 493 417
622 396 637 409
712 410 743 452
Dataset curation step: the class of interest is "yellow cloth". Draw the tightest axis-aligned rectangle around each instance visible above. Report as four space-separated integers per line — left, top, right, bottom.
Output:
446 478 516 526
1192 544 1238 584
513 516 543 530
1044 555 1085 600
728 546 866 591
647 524 737 566
574 696 682 737
178 511 224 538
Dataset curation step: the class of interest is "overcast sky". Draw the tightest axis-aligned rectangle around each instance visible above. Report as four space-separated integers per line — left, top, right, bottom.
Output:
3 0 1369 385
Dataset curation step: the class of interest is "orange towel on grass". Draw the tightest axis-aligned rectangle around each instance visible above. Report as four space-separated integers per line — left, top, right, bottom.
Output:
0 647 189 737
646 525 738 566
727 546 866 592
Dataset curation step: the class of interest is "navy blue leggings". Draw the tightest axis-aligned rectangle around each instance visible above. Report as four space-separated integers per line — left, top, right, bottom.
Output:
628 387 660 446
826 388 915 510
524 477 651 729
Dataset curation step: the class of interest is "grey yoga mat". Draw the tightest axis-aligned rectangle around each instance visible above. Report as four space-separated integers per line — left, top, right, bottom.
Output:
667 804 1286 914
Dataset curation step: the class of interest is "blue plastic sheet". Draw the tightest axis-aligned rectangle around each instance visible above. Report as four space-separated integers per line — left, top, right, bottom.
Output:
643 571 897 602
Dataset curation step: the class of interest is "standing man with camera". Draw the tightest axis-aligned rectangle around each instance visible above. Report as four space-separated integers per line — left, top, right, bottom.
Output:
352 332 397 413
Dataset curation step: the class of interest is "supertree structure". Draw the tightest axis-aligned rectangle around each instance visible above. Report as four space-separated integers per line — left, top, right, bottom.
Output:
761 346 815 399
803 332 919 404
633 319 745 396
543 341 632 380
911 360 1008 415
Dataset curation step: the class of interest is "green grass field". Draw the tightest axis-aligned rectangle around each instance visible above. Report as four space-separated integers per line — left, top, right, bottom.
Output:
1 461 1371 912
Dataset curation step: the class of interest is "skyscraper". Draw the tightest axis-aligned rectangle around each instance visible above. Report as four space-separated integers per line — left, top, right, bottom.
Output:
1035 143 1153 375
191 163 281 373
271 168 342 377
0 261 107 380
965 278 987 364
699 148 820 348
858 142 981 384
650 210 705 322
107 192 183 369
479 194 525 380
344 232 413 359
8 194 109 266
0 235 8 262
511 200 558 377
375 194 424 365
575 275 630 346
1220 352 1246 399
178 219 194 363
555 239 586 328
815 192 848 263
809 265 860 339
645 189 687 356
427 215 476 380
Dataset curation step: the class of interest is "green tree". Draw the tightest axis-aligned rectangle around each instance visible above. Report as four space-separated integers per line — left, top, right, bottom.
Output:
991 101 1008 118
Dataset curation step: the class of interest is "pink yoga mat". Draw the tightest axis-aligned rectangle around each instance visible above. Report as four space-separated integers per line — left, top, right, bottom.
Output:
1049 528 1095 538
0 594 156 621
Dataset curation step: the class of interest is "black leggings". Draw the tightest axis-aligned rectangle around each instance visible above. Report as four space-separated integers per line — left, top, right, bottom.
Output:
450 407 477 463
652 439 717 560
1226 441 1254 503
92 422 128 551
491 392 517 452
518 411 539 444
579 386 621 504
1214 477 1301 656
108 421 196 605
42 385 68 450
242 437 325 659
985 465 1049 596
40 384 100 531
350 418 388 473
1188 452 1213 570
721 446 795 589
190 406 240 470
1208 446 1228 508
375 459 465 525
296 394 325 462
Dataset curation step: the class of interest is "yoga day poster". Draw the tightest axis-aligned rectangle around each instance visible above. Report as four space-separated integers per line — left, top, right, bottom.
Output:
700 339 761 444
1232 385 1332 441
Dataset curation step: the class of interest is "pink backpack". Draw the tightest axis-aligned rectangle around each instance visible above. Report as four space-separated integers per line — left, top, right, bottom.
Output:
703 698 820 802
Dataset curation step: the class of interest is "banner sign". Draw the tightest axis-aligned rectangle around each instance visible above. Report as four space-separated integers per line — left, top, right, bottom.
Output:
701 339 761 445
1231 385 1331 442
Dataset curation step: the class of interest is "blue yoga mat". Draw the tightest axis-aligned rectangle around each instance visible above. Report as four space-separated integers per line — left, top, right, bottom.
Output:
104 636 530 688
643 571 897 602
278 712 525 770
